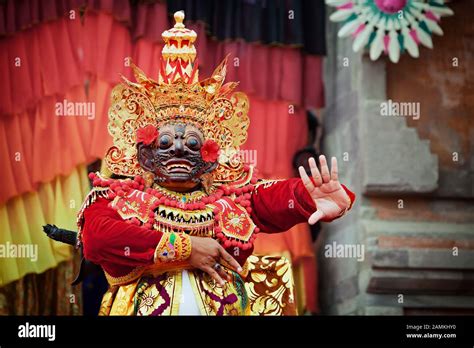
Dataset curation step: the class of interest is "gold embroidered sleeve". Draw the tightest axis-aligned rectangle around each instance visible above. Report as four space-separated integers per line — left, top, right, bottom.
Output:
153 232 192 264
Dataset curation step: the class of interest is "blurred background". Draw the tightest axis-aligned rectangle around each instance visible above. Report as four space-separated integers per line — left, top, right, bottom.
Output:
0 0 472 316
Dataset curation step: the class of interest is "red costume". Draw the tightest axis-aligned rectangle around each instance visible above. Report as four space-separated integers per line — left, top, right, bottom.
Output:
82 179 354 278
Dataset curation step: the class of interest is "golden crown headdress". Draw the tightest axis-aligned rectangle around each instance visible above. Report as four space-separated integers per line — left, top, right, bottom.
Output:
104 11 250 183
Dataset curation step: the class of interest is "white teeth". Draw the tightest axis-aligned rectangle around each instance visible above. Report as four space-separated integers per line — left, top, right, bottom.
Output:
167 164 190 170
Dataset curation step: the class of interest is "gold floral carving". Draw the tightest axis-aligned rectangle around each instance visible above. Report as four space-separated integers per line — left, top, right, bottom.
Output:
245 255 297 315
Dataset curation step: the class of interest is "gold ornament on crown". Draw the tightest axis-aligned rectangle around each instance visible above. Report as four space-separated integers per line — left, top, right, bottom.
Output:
105 11 250 183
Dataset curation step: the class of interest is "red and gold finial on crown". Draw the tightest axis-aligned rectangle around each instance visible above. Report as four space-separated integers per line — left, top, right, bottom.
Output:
159 11 199 84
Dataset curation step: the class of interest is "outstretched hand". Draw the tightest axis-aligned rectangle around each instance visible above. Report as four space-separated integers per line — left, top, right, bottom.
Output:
298 155 351 225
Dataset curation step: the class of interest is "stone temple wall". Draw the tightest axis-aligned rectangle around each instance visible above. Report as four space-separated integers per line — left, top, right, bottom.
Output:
319 0 474 315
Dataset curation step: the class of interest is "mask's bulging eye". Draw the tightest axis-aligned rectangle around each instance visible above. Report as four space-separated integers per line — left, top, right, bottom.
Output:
186 136 200 150
159 135 172 149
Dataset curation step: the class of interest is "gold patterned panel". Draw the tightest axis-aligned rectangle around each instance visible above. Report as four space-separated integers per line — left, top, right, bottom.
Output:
245 255 297 316
99 283 138 316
